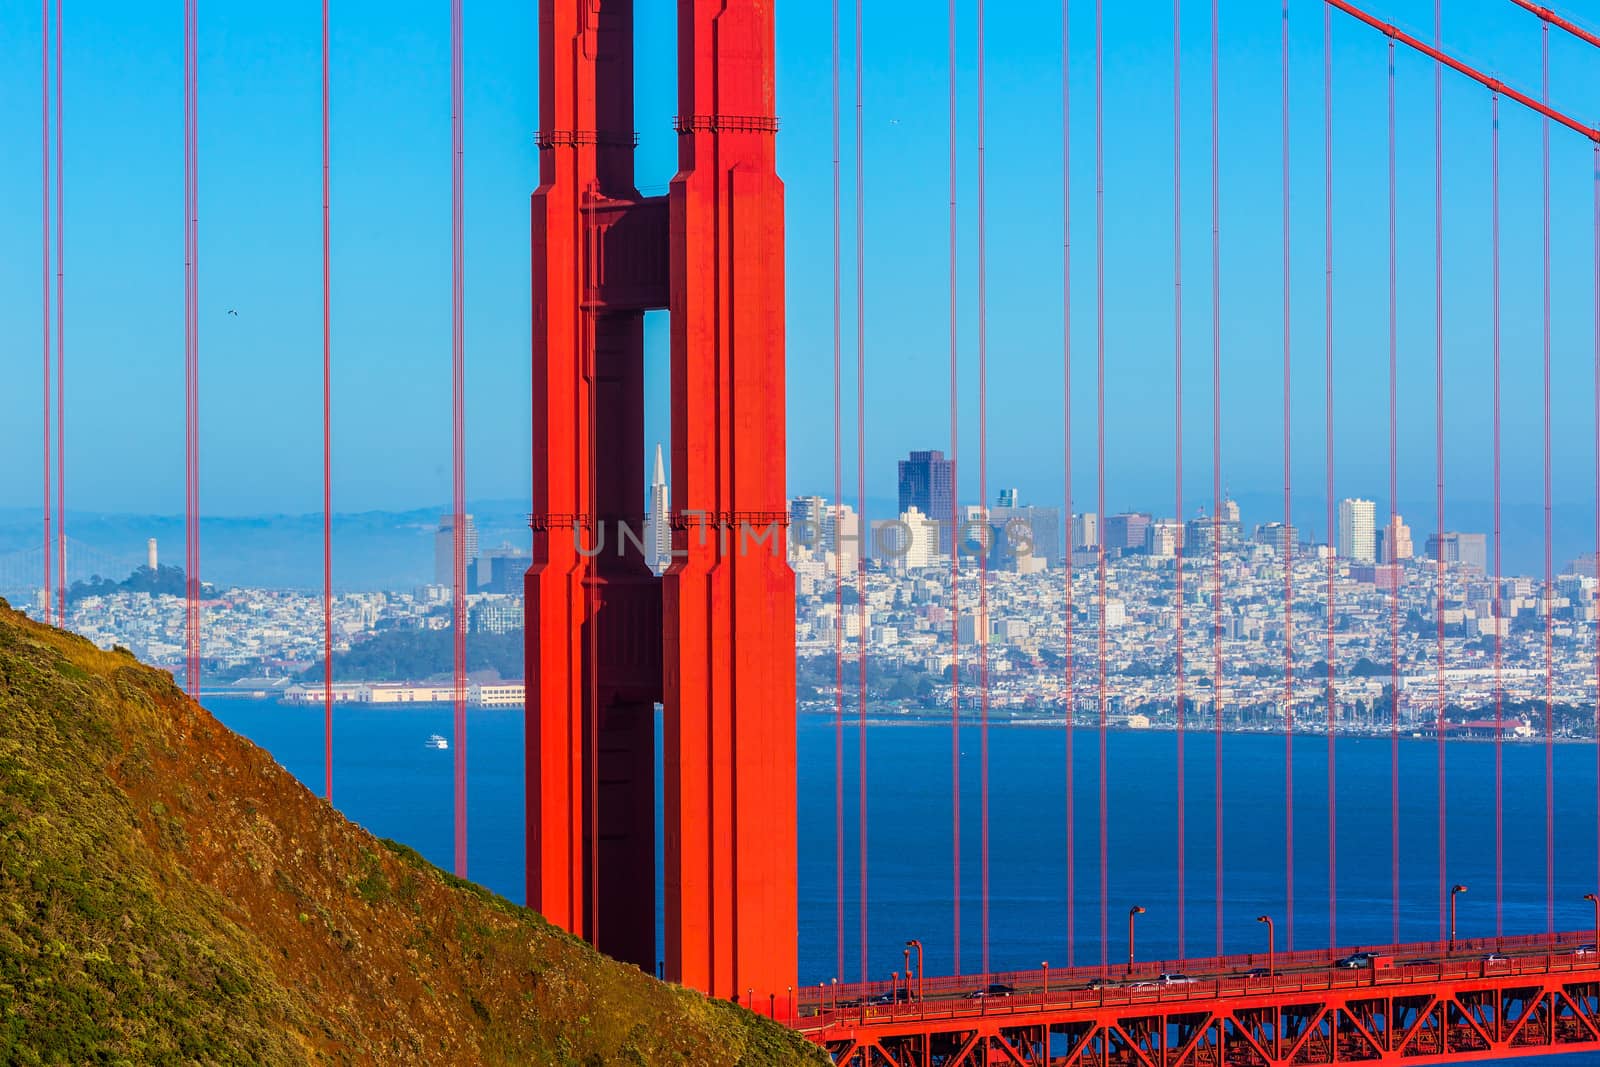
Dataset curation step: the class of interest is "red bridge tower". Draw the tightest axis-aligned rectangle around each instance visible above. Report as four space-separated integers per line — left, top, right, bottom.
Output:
527 0 797 1011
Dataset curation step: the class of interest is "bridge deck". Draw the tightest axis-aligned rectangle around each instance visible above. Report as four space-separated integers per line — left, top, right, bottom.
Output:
798 931 1600 1067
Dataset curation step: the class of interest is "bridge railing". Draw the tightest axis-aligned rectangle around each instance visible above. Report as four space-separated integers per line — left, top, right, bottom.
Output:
796 928 1599 1029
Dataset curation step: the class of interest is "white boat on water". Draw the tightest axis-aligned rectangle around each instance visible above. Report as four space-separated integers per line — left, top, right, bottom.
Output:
425 734 449 750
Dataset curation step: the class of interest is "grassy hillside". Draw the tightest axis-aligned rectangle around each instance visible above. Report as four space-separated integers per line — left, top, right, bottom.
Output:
0 599 825 1066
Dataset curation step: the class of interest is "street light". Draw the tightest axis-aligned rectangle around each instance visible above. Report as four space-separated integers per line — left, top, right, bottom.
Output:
1449 884 1469 951
905 940 924 1002
1257 915 1276 977
1129 906 1147 972
1584 894 1598 950
1042 961 1050 1001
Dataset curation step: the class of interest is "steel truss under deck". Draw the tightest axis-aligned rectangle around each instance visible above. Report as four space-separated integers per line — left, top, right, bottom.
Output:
808 953 1600 1066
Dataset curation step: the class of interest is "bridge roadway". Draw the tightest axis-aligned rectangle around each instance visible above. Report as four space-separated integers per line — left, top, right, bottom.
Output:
796 930 1600 1066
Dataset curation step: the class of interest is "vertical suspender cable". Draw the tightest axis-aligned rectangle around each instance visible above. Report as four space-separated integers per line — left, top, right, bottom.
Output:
1434 0 1447 947
1323 2 1337 952
1210 0 1224 957
1492 92 1504 938
1061 0 1074 969
1594 145 1599 904
1281 0 1295 953
40 0 53 629
450 0 467 879
1172 0 1187 962
977 0 992 978
1541 21 1555 938
854 0 868 985
1385 37 1402 945
948 0 962 979
832 0 845 986
54 0 65 625
320 0 333 801
184 0 199 699
1095 0 1109 972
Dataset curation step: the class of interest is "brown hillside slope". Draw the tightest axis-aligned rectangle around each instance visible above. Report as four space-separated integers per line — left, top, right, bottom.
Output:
0 600 826 1066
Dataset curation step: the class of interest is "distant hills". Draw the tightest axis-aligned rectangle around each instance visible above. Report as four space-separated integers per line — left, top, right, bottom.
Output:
0 598 825 1065
0 503 532 592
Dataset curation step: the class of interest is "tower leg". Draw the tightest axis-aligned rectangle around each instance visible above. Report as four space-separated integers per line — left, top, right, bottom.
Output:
664 0 797 1010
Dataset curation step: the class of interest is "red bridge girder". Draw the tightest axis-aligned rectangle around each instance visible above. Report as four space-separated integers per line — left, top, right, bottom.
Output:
801 933 1600 1067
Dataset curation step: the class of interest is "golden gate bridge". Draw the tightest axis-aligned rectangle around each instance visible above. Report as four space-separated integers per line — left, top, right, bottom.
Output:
17 1 1600 1064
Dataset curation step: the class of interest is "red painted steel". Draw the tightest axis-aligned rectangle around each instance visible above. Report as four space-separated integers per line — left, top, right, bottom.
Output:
1434 0 1448 949
1323 0 1600 143
856 0 869 987
1172 0 1186 961
53 0 64 626
1322 2 1337 951
1209 0 1224 961
949 0 963 977
40 0 52 628
804 932 1600 1067
450 0 466 881
1492 93 1505 937
1061 0 1074 972
834 0 846 986
1095 0 1109 974
320 0 333 803
184 0 199 699
527 0 796 1009
1540 25 1555 938
1508 0 1600 50
977 0 991 980
1281 0 1295 954
1387 37 1400 947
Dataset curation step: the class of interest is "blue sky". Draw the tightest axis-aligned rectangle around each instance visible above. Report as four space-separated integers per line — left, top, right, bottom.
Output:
2 1 1599 570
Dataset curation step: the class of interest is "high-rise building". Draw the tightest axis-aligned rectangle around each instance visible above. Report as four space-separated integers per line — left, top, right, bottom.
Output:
789 495 828 556
1426 531 1488 572
898 450 955 553
645 443 671 575
1218 497 1242 544
989 492 1061 568
434 513 479 587
1104 512 1152 554
877 506 940 571
1071 512 1100 549
1146 519 1183 558
1252 522 1298 553
479 542 534 594
790 495 860 570
1338 498 1376 562
1377 516 1413 563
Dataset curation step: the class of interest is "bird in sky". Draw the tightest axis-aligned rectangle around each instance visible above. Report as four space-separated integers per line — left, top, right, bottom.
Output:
226 309 238 317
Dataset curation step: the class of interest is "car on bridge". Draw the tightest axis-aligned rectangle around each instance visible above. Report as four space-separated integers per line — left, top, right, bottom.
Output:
965 983 1015 999
1337 951 1382 969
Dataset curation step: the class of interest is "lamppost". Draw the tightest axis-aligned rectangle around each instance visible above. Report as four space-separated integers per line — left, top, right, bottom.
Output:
1449 884 1468 951
1257 915 1276 977
1042 961 1050 1002
905 940 924 1002
1129 906 1146 972
830 977 838 1014
1585 894 1598 951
